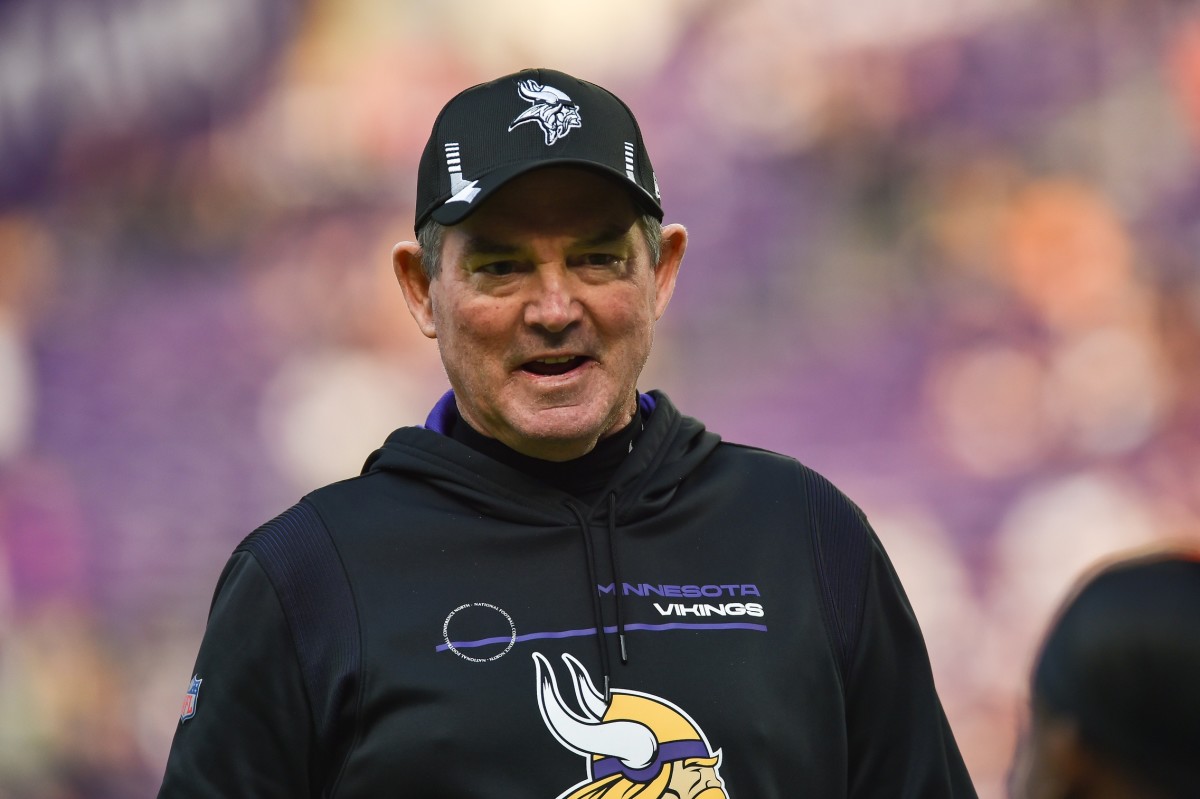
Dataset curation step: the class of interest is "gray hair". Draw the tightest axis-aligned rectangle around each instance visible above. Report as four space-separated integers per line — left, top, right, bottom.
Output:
416 213 663 279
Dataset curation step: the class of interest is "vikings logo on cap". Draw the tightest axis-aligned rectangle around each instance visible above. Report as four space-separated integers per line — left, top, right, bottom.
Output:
508 80 582 146
534 652 729 799
180 675 202 723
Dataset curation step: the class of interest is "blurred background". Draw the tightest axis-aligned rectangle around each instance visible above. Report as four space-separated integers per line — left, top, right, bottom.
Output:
1 0 1198 795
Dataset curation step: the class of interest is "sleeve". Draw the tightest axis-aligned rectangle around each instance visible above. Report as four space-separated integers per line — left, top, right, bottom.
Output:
157 551 315 798
844 531 977 799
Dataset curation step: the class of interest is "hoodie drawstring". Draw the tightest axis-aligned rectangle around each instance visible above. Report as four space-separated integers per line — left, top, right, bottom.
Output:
607 492 629 665
569 493 629 701
569 503 613 700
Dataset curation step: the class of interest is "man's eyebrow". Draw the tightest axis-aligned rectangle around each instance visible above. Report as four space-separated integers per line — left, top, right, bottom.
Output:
459 224 635 258
459 234 521 259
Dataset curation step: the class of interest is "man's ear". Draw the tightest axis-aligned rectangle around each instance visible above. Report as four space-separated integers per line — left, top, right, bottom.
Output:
392 241 437 339
652 223 687 320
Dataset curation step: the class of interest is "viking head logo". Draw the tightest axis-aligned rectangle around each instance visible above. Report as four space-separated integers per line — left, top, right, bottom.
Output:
534 652 729 799
508 80 583 146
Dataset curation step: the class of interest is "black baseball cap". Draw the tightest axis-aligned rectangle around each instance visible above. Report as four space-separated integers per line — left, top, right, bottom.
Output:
414 68 663 232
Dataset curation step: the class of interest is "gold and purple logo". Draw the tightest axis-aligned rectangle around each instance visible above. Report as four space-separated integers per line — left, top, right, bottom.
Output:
535 652 729 799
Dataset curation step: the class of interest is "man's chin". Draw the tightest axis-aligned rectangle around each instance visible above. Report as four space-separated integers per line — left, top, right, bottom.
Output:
501 422 602 461
507 410 619 459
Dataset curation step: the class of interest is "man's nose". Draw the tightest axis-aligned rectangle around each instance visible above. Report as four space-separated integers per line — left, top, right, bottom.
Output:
524 265 580 332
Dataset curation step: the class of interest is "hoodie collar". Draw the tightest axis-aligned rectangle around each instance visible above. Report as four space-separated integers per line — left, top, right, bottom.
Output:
363 390 720 524
440 393 644 506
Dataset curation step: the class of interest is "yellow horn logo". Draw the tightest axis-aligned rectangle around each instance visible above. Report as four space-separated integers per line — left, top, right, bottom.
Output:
533 652 729 799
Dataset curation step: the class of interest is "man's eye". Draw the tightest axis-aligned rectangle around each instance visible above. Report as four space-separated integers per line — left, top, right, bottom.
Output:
577 253 621 267
478 261 519 276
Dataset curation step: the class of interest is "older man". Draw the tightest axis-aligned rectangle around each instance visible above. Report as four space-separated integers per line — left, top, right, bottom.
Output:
158 68 976 798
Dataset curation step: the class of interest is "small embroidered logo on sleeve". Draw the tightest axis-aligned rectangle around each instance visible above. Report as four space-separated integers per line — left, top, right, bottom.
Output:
180 675 202 723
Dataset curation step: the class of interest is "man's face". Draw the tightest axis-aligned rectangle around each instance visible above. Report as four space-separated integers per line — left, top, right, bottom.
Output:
397 166 684 461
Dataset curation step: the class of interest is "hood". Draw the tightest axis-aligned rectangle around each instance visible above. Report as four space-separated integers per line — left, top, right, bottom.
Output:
360 390 720 524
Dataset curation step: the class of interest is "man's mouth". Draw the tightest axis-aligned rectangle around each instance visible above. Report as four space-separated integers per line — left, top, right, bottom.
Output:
521 355 590 377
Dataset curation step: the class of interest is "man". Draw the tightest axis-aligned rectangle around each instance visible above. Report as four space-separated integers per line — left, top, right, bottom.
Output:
158 68 976 797
1008 551 1200 799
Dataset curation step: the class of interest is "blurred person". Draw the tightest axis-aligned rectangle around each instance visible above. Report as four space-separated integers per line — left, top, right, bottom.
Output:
1008 551 1200 799
157 68 974 798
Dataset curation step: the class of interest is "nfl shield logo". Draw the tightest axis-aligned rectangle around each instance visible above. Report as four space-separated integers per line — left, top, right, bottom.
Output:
180 675 202 723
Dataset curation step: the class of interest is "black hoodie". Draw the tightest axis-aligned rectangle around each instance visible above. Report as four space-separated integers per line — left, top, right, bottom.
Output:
158 390 976 798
